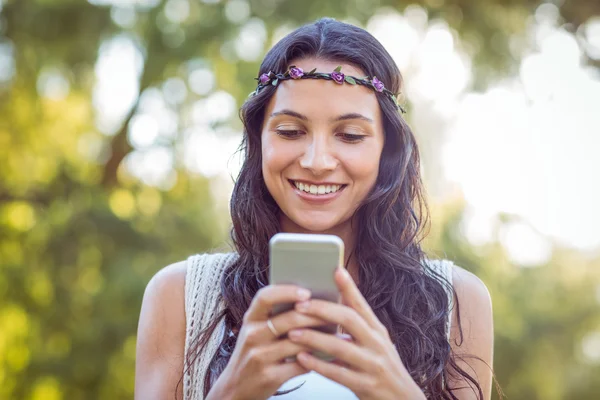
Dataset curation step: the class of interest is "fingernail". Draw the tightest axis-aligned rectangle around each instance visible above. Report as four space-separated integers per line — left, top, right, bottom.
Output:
296 301 310 312
297 288 311 300
339 268 350 280
289 329 303 339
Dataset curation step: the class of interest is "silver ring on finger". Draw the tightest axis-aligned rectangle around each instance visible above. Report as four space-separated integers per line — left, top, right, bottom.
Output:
266 318 280 338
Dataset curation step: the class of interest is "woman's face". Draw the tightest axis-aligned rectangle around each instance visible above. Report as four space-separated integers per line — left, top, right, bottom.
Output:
261 58 385 233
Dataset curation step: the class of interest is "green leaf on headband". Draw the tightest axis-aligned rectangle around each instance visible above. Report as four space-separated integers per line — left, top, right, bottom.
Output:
334 65 342 72
272 79 278 86
308 68 317 74
344 76 356 85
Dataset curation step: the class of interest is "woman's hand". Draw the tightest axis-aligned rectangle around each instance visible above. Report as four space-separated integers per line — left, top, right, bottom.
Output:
287 268 426 400
208 284 328 400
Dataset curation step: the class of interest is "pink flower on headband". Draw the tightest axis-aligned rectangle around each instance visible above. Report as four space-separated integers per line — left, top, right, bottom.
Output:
259 73 270 84
289 66 304 79
331 71 345 84
372 76 384 92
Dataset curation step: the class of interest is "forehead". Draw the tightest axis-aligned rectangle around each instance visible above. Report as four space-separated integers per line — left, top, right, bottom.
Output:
263 58 382 122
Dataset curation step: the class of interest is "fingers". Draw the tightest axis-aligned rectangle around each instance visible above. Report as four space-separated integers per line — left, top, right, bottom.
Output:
245 285 311 322
295 299 375 346
269 310 329 337
335 268 384 332
288 328 371 370
260 339 312 363
296 351 366 394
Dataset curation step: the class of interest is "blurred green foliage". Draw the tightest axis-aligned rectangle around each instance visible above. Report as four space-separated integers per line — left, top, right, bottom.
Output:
424 203 600 399
0 0 599 399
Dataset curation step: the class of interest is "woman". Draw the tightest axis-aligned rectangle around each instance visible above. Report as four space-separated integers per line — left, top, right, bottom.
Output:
135 18 494 400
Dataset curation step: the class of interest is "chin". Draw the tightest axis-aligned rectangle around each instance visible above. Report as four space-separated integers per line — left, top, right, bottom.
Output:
289 214 341 233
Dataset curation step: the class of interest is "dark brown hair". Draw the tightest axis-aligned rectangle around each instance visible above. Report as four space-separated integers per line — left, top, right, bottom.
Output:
184 18 485 399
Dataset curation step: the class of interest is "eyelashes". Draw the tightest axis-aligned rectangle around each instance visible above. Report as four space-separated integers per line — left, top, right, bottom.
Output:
274 129 303 138
274 129 366 143
338 133 366 143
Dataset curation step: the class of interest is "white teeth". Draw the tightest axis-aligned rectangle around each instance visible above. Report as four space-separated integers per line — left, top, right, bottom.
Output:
293 181 343 195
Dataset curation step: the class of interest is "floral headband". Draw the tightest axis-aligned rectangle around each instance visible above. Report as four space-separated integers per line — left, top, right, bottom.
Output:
249 65 406 113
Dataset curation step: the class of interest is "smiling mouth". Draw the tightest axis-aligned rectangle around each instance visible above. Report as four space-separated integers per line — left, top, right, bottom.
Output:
288 179 347 195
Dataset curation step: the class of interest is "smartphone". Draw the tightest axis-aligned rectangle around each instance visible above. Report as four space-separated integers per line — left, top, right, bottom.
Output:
269 233 344 361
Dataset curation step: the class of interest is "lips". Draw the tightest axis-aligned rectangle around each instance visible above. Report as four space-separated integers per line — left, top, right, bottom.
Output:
290 179 345 195
288 179 347 204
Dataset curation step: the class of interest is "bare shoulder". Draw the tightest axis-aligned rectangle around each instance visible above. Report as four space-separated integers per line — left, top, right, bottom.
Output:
452 265 492 310
448 264 494 400
135 260 188 400
145 260 187 300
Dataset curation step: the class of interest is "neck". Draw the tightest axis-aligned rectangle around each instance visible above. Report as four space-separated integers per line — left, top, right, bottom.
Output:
279 215 360 283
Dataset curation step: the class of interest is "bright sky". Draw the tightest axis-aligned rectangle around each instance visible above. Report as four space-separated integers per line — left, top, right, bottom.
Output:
87 4 600 265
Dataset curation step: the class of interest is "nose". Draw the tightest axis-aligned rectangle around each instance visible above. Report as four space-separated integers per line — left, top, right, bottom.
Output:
299 135 338 175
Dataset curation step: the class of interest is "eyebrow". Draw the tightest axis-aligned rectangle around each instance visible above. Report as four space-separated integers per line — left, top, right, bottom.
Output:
269 109 374 124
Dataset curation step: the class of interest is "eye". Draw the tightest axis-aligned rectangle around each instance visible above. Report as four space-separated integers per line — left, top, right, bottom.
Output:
275 129 304 139
338 133 366 143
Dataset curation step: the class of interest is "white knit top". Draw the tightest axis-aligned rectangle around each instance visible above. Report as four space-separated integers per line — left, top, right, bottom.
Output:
183 253 454 400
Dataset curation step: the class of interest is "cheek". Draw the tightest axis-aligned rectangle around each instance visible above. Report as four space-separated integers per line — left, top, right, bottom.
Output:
344 147 382 186
261 136 296 181
262 141 282 172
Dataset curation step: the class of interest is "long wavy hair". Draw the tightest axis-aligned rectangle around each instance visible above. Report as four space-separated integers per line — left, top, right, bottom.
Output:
183 18 485 399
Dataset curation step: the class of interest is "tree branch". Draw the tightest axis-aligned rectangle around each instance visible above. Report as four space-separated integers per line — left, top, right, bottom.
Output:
100 105 136 189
